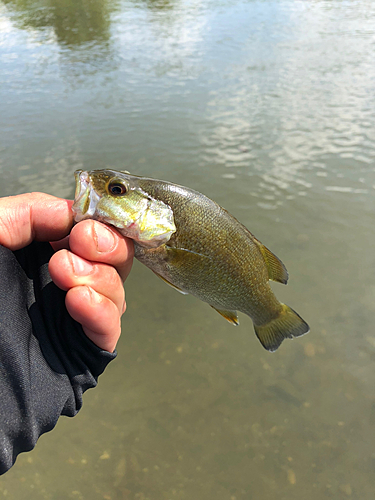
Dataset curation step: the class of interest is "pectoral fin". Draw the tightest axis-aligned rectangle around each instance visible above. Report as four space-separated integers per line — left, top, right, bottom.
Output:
253 238 288 284
165 246 209 261
149 245 209 295
211 306 239 326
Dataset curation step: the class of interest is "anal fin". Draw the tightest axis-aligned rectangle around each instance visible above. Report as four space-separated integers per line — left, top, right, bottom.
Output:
211 306 239 326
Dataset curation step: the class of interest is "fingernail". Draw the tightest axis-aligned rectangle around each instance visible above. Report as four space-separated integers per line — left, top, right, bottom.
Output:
94 224 116 253
69 253 94 276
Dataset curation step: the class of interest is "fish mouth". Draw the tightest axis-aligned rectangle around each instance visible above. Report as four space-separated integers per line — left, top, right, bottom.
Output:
72 170 101 222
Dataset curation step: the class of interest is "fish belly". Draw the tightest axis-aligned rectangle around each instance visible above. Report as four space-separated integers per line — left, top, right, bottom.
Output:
134 242 281 324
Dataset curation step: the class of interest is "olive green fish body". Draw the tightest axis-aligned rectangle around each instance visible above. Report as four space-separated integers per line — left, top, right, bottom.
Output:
72 170 309 351
132 180 281 326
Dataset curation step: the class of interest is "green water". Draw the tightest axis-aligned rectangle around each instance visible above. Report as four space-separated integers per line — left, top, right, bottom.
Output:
1 0 375 498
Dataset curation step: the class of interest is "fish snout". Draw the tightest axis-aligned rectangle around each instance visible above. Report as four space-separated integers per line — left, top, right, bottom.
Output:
72 170 101 222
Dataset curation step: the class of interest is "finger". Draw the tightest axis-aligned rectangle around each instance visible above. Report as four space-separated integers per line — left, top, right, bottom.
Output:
0 193 73 250
49 250 125 315
68 220 134 281
65 286 122 352
50 235 70 252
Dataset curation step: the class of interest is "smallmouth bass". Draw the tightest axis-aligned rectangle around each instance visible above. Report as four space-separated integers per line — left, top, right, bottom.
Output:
72 169 309 351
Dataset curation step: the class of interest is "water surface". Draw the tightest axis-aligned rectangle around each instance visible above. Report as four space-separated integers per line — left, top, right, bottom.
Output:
1 1 375 499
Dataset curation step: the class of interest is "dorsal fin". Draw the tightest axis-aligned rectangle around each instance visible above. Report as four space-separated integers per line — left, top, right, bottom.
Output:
253 238 288 284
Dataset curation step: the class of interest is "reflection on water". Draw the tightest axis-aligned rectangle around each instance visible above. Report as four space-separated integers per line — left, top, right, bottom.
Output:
1 0 375 498
3 0 114 46
143 0 175 11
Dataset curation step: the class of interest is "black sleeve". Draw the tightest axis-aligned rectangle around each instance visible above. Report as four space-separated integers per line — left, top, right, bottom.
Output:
0 242 116 475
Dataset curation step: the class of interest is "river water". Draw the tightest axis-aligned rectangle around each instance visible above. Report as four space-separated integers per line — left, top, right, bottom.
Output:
1 0 375 498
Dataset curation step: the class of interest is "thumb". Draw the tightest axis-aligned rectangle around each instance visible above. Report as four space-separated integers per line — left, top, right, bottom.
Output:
0 193 74 251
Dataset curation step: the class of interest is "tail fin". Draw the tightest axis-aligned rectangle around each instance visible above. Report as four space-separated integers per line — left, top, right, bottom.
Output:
254 304 309 352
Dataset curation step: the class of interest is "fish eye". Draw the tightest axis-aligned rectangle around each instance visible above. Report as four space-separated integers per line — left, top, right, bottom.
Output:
108 181 127 196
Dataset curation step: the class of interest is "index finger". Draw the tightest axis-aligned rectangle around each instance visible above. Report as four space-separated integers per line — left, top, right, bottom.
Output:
0 193 73 251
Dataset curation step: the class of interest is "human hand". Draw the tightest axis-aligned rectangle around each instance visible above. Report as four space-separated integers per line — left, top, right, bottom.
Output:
0 192 133 352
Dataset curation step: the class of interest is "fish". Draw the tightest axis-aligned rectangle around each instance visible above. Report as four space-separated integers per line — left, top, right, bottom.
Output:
72 169 309 351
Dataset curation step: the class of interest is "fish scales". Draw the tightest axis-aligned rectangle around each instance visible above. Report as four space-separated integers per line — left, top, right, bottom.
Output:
133 179 278 325
72 169 309 351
